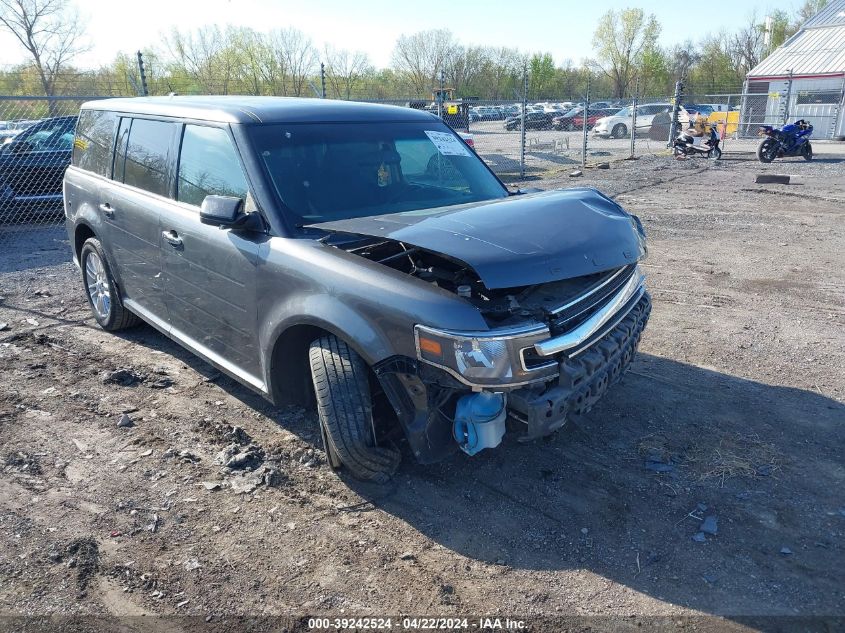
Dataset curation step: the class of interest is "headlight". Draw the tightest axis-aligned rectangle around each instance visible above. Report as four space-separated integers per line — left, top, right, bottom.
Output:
415 324 552 387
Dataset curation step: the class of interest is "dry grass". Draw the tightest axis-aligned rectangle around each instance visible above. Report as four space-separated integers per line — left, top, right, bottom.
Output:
688 432 785 486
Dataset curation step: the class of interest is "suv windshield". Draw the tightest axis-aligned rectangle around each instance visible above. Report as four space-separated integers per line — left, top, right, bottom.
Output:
248 121 507 225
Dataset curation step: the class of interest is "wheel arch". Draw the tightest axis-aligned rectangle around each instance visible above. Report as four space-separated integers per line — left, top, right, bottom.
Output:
73 222 97 263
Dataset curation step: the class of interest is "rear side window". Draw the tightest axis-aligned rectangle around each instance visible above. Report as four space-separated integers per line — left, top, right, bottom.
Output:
177 125 248 207
73 110 116 176
122 118 175 197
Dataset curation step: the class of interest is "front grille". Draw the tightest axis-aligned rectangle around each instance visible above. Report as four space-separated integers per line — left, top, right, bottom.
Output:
549 264 636 335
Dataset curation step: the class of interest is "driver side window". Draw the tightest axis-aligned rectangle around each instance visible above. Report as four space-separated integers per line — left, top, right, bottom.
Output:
177 124 248 207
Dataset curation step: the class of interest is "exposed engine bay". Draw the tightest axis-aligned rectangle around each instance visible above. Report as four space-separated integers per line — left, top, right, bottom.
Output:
327 232 622 327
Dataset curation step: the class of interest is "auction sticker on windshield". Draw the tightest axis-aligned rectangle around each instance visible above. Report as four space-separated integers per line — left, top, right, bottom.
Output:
424 130 471 157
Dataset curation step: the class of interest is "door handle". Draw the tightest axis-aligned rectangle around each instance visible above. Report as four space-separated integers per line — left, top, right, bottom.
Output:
161 230 183 247
98 203 114 218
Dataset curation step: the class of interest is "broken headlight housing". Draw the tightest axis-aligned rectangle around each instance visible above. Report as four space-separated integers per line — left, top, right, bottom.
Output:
414 324 551 387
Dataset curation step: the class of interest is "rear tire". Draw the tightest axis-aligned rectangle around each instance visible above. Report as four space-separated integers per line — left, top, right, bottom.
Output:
80 238 140 331
757 139 777 163
308 335 400 483
611 123 627 138
801 142 813 161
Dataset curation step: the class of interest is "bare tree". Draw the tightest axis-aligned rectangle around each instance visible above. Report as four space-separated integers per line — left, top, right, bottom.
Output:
592 8 661 98
729 12 765 77
392 29 455 96
270 27 317 96
0 0 88 99
323 45 372 99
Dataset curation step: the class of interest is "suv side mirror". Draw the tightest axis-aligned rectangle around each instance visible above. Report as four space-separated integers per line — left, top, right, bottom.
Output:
199 195 263 232
200 195 243 226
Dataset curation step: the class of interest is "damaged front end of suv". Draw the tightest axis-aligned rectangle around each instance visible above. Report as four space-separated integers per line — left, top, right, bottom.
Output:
306 188 650 466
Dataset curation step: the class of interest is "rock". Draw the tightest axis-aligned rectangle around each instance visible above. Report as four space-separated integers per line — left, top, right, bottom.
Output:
102 368 143 387
702 573 717 584
226 426 252 445
148 377 174 389
692 532 706 543
229 474 259 495
700 516 718 535
755 174 790 184
0 323 8 332
780 547 793 555
177 450 200 463
399 551 416 560
183 558 202 571
596 162 610 169
214 444 240 466
201 481 221 491
225 444 263 471
580 527 589 535
116 414 134 428
569 169 583 177
260 467 286 488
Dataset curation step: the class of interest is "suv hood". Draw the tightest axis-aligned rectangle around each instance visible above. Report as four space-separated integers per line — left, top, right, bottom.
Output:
309 188 646 289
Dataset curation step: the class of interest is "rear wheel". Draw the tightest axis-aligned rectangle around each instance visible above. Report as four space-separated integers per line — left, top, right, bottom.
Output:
801 142 813 161
611 123 627 138
80 238 140 331
757 138 778 163
309 335 400 483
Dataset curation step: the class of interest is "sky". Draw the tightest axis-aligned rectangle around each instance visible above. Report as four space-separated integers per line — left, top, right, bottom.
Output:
0 0 809 70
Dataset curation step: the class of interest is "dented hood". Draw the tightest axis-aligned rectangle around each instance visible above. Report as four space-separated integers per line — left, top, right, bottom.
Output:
310 188 646 289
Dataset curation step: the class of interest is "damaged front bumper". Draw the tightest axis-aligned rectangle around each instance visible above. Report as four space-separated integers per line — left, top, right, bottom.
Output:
375 267 651 462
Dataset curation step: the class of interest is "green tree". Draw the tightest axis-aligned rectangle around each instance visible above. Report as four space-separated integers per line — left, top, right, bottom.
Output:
593 8 661 98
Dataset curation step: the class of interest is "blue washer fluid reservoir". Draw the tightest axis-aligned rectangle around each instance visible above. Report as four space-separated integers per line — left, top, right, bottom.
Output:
453 392 507 456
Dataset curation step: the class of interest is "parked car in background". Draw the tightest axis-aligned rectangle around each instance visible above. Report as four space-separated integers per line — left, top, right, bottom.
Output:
469 106 503 122
64 96 651 482
593 104 689 138
458 131 474 149
0 115 77 220
571 108 620 130
551 107 583 131
504 111 553 131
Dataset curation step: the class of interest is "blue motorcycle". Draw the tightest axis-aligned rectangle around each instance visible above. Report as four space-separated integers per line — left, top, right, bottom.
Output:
757 119 813 163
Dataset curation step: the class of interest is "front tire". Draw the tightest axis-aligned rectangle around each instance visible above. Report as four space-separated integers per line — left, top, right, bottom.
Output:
611 123 627 138
757 138 777 163
709 146 722 160
801 142 813 161
80 238 140 331
309 335 400 483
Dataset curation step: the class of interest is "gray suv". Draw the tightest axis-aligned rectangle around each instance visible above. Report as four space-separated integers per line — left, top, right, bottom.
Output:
64 96 650 482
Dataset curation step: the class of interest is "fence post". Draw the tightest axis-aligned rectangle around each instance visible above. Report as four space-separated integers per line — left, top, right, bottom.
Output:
783 69 793 124
520 64 527 179
722 94 732 151
581 74 590 168
136 51 149 97
320 63 327 98
437 69 445 119
629 77 638 159
668 79 683 147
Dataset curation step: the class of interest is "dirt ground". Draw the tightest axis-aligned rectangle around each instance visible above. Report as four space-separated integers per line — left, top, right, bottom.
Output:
1 150 844 632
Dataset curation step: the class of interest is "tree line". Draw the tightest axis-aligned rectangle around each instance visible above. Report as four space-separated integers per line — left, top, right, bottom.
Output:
0 0 829 105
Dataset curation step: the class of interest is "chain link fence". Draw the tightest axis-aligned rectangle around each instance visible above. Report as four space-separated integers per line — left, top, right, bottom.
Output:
2 81 843 245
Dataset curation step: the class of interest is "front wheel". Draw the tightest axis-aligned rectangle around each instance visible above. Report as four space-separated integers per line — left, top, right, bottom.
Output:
309 335 400 483
757 138 778 163
80 238 140 331
709 146 722 160
611 123 627 138
801 142 813 161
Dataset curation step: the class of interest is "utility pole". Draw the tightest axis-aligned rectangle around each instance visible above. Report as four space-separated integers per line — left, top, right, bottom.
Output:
437 69 445 118
136 51 149 97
